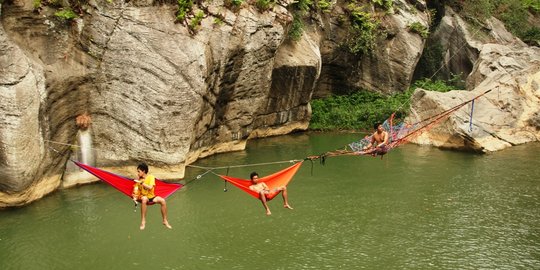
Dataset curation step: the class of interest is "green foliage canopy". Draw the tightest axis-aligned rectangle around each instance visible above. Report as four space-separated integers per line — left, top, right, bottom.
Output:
449 0 540 45
54 8 78 20
345 4 380 55
309 79 457 130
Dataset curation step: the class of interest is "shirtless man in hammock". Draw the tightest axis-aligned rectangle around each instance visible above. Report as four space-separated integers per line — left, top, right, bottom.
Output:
361 122 389 156
249 172 293 216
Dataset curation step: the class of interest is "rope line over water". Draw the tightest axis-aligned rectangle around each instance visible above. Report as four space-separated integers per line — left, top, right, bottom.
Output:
186 159 301 171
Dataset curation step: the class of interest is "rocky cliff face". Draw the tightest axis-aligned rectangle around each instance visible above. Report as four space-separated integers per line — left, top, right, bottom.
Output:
0 0 324 206
314 0 428 97
408 9 540 152
0 0 538 207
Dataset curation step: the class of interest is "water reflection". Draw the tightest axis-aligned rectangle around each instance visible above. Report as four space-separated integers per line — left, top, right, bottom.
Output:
0 134 539 269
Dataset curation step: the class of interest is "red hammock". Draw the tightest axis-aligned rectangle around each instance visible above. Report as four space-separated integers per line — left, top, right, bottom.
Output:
218 161 303 200
73 161 183 203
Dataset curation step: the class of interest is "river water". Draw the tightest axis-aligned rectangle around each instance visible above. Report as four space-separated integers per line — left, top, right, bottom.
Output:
1 132 539 269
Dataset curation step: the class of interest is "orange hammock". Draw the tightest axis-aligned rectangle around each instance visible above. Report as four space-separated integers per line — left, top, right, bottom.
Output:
218 161 303 200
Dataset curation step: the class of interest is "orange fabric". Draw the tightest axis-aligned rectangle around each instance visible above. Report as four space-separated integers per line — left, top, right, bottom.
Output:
218 161 303 200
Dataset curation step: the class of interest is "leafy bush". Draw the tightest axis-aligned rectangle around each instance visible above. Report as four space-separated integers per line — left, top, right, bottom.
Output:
33 0 41 10
317 0 332 12
448 0 539 45
462 0 494 21
371 0 393 11
309 90 411 131
227 0 243 7
412 78 460 92
345 4 380 55
176 0 193 21
496 0 540 43
523 0 540 12
189 10 204 31
255 0 274 12
292 0 312 12
408 22 429 38
309 79 457 130
54 9 78 20
214 17 224 26
288 14 304 41
288 0 317 42
521 27 540 45
494 0 529 34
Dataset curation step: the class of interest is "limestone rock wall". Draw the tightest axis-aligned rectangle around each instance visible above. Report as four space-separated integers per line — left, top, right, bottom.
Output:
314 0 429 97
0 0 319 206
0 22 49 192
408 10 540 152
0 0 538 207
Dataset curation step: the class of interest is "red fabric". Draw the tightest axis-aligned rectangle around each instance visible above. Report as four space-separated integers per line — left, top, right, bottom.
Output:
218 161 303 200
73 161 183 202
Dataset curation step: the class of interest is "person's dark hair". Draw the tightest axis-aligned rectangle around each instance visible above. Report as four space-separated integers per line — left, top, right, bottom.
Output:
374 122 382 130
137 163 149 174
250 172 259 180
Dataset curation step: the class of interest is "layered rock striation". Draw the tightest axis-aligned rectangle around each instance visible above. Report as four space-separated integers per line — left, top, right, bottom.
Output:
409 9 540 152
0 0 323 206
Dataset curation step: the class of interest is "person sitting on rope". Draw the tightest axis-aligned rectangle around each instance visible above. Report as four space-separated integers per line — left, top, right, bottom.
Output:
249 172 293 216
361 122 389 156
136 163 172 230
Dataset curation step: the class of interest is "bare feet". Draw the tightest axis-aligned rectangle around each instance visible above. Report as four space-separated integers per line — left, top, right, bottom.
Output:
139 222 145 230
266 210 272 216
284 204 293 210
163 221 172 229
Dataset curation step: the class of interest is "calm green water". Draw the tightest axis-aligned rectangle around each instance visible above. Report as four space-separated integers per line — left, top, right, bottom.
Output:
1 132 539 269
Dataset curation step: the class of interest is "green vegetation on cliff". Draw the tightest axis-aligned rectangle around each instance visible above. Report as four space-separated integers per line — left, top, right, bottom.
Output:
308 0 538 131
255 0 275 12
408 22 429 39
54 8 78 20
288 0 310 41
288 0 333 41
309 78 459 130
447 0 540 45
344 4 380 55
371 0 393 11
176 0 193 21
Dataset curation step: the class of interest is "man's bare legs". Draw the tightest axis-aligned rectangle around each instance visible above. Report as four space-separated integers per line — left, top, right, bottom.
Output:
279 187 293 209
258 187 293 215
258 192 272 215
139 196 171 230
140 197 148 230
153 196 172 229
